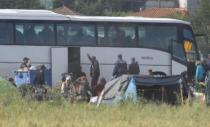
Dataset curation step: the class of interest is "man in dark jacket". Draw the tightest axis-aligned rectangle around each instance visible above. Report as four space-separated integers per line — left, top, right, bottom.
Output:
87 54 100 96
128 57 140 75
112 54 127 78
33 65 46 86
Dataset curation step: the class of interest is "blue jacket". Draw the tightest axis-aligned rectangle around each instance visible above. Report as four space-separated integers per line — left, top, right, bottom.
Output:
196 64 205 82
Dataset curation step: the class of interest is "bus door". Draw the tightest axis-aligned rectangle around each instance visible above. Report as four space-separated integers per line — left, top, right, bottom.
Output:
68 47 81 79
51 47 68 85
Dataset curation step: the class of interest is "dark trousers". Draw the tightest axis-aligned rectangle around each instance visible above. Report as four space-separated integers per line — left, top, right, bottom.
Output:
91 75 99 96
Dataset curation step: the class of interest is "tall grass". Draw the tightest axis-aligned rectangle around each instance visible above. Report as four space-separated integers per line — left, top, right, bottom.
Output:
0 78 210 127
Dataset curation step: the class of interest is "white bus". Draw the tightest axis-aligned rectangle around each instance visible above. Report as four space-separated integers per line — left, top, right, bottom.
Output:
0 9 199 85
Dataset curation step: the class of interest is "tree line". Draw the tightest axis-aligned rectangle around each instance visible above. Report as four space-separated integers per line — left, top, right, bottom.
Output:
0 0 43 9
52 0 135 16
0 0 137 15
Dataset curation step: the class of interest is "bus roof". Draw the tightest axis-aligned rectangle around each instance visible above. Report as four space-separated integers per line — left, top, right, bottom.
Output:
68 15 191 25
0 9 191 25
0 9 69 21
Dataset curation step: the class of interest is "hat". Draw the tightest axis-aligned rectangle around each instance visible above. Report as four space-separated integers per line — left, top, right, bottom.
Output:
118 54 122 58
23 57 29 61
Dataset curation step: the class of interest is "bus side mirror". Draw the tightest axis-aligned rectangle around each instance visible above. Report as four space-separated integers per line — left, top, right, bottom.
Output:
195 34 208 44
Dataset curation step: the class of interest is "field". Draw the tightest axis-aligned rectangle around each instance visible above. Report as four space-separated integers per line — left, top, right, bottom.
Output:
0 78 210 127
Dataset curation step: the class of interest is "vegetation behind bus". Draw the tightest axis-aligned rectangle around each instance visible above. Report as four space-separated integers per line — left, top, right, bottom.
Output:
0 0 43 9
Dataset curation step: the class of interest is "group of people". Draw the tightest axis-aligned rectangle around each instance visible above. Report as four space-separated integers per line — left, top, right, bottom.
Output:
17 55 140 101
86 53 140 96
16 24 54 44
113 54 140 77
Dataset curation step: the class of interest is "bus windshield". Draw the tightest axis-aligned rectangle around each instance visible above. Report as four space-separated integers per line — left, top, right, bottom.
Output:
183 28 197 62
138 25 177 51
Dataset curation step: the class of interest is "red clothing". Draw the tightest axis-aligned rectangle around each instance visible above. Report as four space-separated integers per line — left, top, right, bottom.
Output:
95 83 104 96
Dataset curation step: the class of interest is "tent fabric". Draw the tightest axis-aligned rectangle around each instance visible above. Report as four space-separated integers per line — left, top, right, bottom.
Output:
103 75 130 100
124 78 137 103
97 75 130 105
133 75 181 86
98 75 183 105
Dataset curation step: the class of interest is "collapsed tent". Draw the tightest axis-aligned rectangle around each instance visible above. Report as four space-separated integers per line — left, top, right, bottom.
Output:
97 75 188 105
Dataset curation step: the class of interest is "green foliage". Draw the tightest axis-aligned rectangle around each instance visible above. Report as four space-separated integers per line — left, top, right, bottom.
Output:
0 78 22 106
52 0 125 16
0 0 43 9
104 11 131 16
191 0 210 55
166 13 190 21
196 0 210 23
15 0 44 9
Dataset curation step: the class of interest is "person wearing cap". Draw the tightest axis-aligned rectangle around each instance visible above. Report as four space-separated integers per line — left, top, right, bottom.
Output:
112 54 127 78
20 57 31 70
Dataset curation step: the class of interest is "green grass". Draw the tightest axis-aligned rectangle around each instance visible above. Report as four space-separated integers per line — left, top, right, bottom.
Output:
0 78 210 127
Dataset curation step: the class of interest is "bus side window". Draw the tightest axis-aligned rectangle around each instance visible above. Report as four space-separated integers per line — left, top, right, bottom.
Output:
106 25 136 47
16 24 33 45
109 26 125 46
24 24 39 44
138 26 146 47
97 26 106 46
67 24 84 45
0 22 13 44
38 24 55 45
15 25 24 44
138 25 177 51
123 26 136 46
68 24 96 46
57 24 68 45
16 23 55 45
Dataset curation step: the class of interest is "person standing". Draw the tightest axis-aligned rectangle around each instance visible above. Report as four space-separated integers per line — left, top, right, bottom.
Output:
20 57 32 71
148 69 153 76
33 65 46 86
196 61 205 82
128 57 140 75
202 59 209 75
87 54 100 96
112 54 127 78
